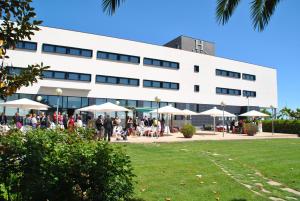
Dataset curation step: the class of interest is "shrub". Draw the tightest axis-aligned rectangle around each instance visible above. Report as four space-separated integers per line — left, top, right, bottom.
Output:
181 124 196 138
0 129 135 201
262 120 300 135
243 123 258 136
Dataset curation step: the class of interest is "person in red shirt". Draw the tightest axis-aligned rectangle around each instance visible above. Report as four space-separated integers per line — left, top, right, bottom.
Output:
68 115 75 132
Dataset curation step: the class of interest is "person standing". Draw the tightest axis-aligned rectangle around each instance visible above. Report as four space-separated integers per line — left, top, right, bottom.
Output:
76 116 83 128
31 114 38 129
103 115 113 142
40 112 48 129
67 115 75 132
127 117 133 135
13 112 22 129
96 115 104 139
0 112 7 125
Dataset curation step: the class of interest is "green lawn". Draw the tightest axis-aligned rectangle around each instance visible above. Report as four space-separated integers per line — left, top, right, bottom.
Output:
121 139 300 201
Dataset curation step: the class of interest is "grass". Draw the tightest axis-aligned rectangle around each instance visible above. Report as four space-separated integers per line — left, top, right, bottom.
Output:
121 139 300 201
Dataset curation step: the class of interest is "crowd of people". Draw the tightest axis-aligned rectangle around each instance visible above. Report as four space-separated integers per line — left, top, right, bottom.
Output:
1 111 168 142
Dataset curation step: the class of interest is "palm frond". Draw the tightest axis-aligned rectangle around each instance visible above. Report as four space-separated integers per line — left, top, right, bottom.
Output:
102 0 126 15
251 0 281 31
216 0 241 25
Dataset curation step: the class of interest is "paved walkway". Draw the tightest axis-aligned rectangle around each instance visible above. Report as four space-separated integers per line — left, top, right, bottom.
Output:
112 131 299 143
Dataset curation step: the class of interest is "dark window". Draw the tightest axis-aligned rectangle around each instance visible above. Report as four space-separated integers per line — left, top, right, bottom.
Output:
96 75 106 83
143 58 152 65
152 81 161 88
97 51 140 64
107 77 117 84
194 65 199 73
67 97 81 109
143 80 151 87
216 69 241 79
129 79 139 86
194 85 200 92
42 71 53 78
80 74 91 81
143 58 179 69
216 87 241 96
56 46 67 54
69 48 81 56
119 78 129 85
42 44 55 52
242 73 256 81
96 75 139 87
243 90 256 97
54 72 65 79
143 80 179 90
68 73 79 80
42 44 92 58
15 41 37 51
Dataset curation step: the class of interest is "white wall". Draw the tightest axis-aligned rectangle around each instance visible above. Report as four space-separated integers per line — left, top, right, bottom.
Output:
6 26 278 108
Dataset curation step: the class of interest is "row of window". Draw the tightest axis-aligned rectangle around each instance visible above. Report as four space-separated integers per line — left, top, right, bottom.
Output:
15 41 37 51
143 80 179 90
97 51 140 64
95 75 139 86
42 44 93 58
216 69 241 79
216 87 257 97
42 70 91 82
143 58 179 69
216 69 256 81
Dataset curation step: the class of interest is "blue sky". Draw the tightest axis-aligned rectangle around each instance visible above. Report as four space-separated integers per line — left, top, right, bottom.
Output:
33 0 300 109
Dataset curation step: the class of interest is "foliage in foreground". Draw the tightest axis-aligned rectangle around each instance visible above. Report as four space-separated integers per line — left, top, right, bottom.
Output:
262 119 300 135
181 124 196 138
0 129 135 201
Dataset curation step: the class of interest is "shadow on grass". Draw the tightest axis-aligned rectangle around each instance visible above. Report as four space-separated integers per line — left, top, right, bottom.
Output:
231 199 247 201
128 198 146 201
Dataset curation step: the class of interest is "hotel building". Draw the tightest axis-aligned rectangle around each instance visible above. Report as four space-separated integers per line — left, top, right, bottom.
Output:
2 26 278 125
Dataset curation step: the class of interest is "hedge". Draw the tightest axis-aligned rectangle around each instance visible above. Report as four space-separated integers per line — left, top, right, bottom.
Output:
0 129 135 201
262 120 300 134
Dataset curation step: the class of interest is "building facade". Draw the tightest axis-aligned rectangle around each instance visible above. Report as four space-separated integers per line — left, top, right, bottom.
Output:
2 26 278 125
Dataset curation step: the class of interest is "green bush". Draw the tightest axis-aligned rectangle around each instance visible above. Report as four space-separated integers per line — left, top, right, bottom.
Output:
181 124 196 138
0 129 135 201
243 123 258 136
262 120 300 135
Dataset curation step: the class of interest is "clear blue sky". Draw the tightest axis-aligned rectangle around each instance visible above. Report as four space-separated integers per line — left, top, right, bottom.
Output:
33 0 300 109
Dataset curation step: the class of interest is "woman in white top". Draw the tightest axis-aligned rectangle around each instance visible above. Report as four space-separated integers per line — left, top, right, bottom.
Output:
31 114 38 129
76 116 83 128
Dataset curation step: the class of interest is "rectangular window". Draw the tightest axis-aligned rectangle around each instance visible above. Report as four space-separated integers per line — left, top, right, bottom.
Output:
96 75 139 87
97 51 140 64
243 90 256 97
54 72 66 79
68 73 79 80
143 80 179 90
41 70 91 82
15 41 37 51
107 77 117 84
216 69 241 79
143 57 179 69
42 44 92 58
194 85 200 92
242 73 256 81
194 65 199 73
80 74 91 81
216 87 241 96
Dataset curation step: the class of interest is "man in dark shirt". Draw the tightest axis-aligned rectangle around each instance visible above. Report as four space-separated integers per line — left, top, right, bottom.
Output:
0 112 7 125
103 115 113 142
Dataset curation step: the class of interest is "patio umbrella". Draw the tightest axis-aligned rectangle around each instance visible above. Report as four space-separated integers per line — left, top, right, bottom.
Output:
179 109 198 125
198 107 235 134
149 105 183 115
0 98 49 110
77 102 130 113
239 110 269 117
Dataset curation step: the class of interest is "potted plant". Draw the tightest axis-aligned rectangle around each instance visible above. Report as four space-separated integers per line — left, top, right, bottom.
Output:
181 124 196 138
243 123 258 136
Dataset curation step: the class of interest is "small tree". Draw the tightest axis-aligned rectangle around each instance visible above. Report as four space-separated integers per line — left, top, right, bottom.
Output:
0 0 49 100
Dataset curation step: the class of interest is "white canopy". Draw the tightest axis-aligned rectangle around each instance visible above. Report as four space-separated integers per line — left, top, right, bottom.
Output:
198 107 236 117
77 102 130 112
149 105 183 115
239 110 269 117
180 109 198 116
0 98 49 110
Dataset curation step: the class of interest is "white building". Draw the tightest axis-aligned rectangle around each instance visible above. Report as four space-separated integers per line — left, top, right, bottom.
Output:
3 25 277 125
